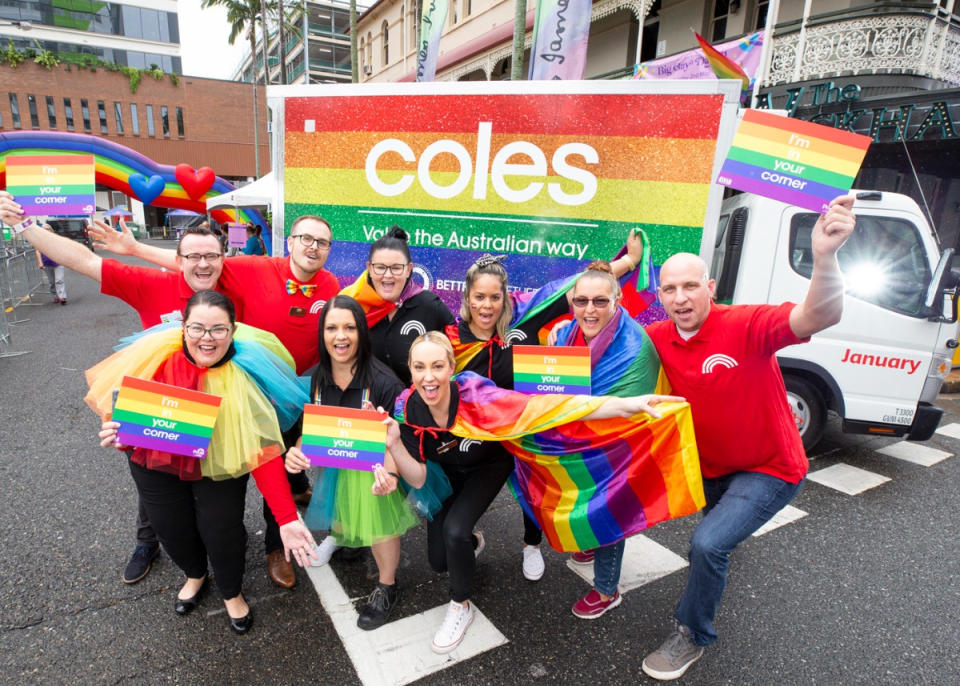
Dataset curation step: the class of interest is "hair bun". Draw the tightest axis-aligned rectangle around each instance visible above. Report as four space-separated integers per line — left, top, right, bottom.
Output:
387 226 409 242
585 260 613 274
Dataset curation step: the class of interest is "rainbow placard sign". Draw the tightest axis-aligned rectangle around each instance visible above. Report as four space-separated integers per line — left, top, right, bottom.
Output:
273 81 742 315
716 109 872 213
513 345 591 395
112 376 222 459
301 405 387 471
6 154 96 216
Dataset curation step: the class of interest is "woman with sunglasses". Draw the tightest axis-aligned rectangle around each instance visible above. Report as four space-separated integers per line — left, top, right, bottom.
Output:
344 227 454 385
283 295 419 631
549 262 664 620
382 332 680 654
88 290 317 633
446 231 645 582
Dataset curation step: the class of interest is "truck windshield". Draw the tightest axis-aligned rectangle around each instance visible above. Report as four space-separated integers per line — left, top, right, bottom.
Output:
789 213 931 317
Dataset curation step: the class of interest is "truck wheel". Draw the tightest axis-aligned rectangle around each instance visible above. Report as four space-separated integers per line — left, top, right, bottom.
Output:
785 376 826 451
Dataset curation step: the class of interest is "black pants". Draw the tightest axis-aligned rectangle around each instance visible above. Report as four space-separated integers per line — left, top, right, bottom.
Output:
522 511 543 546
129 460 249 599
428 456 514 602
135 496 158 547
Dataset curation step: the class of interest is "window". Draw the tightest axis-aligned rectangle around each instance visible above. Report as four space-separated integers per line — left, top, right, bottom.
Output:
790 212 931 317
114 102 124 134
97 100 108 133
754 0 770 31
130 103 140 135
160 105 169 136
451 0 458 25
709 0 733 42
409 7 417 49
146 104 155 136
27 94 39 128
366 32 373 65
8 94 20 128
382 21 389 65
63 98 73 131
80 99 90 131
45 96 57 128
175 106 184 137
359 36 365 71
465 0 471 16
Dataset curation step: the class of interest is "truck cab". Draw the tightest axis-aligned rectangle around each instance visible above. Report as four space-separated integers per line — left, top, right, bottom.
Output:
710 190 960 449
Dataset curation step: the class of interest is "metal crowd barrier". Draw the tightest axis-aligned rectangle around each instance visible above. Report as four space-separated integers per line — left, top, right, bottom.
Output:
0 233 42 358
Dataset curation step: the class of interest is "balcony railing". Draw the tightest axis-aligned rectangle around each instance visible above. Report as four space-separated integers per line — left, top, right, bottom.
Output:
766 3 960 86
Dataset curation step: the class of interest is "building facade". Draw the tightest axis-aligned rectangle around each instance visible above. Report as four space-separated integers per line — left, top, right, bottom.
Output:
0 0 182 74
232 0 368 85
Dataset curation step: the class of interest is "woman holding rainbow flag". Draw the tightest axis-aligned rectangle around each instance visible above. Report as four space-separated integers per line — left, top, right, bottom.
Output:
380 332 696 654
445 231 646 582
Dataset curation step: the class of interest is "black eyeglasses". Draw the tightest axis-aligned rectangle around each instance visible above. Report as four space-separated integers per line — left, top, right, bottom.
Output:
291 234 331 250
370 262 409 276
179 252 223 263
184 324 232 340
571 296 612 309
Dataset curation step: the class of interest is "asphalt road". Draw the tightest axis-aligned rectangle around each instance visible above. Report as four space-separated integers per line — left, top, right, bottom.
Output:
1 251 958 685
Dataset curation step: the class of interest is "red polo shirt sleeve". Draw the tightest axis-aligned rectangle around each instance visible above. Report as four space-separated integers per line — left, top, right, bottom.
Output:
100 259 190 328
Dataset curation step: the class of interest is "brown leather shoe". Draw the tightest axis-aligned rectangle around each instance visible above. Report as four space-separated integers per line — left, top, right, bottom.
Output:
292 487 313 508
266 550 296 588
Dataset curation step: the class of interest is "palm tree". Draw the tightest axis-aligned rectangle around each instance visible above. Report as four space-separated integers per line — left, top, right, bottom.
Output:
201 0 271 176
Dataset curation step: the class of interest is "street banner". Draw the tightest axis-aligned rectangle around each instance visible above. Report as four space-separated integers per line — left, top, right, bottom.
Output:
634 31 763 84
274 81 740 318
227 222 247 248
416 0 449 82
301 404 387 471
513 345 591 394
112 376 221 459
528 0 592 80
716 109 872 213
6 153 95 216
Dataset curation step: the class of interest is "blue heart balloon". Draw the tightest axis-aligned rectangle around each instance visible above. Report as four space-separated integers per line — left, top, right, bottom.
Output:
128 173 166 206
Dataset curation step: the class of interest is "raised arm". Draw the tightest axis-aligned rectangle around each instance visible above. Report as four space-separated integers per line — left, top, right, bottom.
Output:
87 217 179 270
382 412 427 488
0 191 102 281
789 195 856 339
609 227 645 279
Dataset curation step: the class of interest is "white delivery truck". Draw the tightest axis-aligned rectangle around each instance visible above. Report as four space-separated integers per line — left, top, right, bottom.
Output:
709 189 960 449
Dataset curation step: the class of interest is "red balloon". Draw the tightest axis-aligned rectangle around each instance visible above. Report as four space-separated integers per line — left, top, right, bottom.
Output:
175 164 216 200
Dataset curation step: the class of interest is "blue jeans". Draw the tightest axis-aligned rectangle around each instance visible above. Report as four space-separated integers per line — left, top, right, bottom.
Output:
592 539 626 596
675 471 803 646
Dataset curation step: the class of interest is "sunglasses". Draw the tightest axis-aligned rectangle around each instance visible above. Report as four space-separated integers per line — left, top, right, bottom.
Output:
571 296 612 309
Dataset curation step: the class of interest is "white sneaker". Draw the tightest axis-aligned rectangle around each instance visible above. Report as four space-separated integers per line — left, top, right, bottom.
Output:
308 535 339 567
522 544 545 581
431 600 475 654
473 531 485 559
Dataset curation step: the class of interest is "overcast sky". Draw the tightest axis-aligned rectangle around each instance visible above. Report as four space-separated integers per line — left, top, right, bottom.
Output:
178 2 248 80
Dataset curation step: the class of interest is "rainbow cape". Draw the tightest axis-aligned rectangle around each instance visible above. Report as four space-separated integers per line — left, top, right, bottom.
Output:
696 31 750 96
339 270 422 328
397 372 704 552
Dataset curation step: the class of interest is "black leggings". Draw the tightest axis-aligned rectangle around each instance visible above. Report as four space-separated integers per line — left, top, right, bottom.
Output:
428 456 514 602
128 460 249 599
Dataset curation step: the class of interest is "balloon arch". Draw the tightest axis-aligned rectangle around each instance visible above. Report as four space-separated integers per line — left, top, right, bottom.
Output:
0 130 268 232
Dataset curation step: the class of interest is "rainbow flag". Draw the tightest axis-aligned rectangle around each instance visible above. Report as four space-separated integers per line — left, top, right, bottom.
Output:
113 375 221 459
695 32 749 92
6 153 95 216
614 228 659 317
717 109 872 213
338 270 422 328
397 372 703 552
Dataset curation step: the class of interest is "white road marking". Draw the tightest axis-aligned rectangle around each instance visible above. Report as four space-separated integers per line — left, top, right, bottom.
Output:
304 564 507 686
565 534 688 593
876 441 952 466
935 422 960 440
752 504 808 537
807 463 890 495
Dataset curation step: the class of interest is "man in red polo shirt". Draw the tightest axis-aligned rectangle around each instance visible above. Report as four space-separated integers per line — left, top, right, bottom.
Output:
87 214 340 589
640 196 856 681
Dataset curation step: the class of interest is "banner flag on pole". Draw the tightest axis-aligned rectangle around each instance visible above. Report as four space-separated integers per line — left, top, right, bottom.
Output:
416 0 449 82
528 0 593 80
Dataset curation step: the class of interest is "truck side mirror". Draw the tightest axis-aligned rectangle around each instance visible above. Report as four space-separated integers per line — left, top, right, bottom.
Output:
924 248 959 323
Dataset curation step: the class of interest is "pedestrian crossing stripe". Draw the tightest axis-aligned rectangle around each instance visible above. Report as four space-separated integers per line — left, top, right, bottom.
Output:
751 504 808 537
807 462 890 495
935 422 960 440
876 441 952 466
565 534 687 593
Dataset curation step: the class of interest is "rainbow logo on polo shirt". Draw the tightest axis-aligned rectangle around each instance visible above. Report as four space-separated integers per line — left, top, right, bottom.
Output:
716 109 871 213
6 153 96 216
113 376 221 459
513 345 591 395
301 405 387 472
